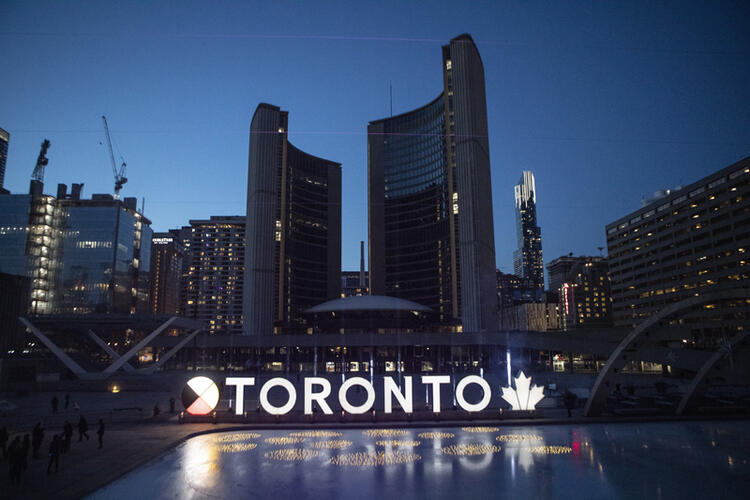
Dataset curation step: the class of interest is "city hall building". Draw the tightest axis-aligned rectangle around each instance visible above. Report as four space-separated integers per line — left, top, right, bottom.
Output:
245 103 342 336
367 34 498 333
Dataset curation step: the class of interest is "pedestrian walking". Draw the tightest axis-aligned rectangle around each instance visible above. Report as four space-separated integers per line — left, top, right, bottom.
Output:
169 397 176 414
78 416 89 442
0 425 8 460
31 422 44 459
62 421 73 453
21 434 30 470
64 393 70 410
47 435 61 474
97 419 105 449
563 389 577 418
51 396 58 414
8 436 22 485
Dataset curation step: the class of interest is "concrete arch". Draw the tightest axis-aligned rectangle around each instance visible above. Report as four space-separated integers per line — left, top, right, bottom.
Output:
584 288 750 417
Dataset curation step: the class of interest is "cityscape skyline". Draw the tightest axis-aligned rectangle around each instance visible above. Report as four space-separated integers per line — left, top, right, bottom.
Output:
2 2 750 273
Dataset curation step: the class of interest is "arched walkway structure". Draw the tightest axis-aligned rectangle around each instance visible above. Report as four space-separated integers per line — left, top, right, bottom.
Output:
584 288 750 416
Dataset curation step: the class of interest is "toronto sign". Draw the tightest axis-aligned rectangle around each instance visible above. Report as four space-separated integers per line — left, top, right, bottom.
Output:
182 372 544 416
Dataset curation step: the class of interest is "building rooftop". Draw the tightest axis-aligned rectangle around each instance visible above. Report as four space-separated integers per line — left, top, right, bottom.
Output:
305 295 431 314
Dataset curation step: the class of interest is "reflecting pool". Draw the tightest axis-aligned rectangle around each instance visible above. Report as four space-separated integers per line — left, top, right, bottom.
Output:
89 421 750 499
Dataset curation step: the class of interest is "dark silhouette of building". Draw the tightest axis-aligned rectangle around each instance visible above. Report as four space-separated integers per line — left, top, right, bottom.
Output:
496 269 543 307
513 171 544 290
368 34 497 332
245 104 342 335
0 272 30 356
342 241 368 297
184 216 245 335
0 128 8 193
148 232 183 315
606 156 750 344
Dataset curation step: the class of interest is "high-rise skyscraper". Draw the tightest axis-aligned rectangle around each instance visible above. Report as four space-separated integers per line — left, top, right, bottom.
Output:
0 128 8 192
148 232 184 315
184 216 245 335
513 171 544 290
368 34 497 332
245 104 342 336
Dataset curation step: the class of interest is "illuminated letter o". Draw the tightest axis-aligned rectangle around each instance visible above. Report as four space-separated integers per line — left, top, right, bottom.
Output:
260 378 297 415
455 375 491 412
338 377 375 414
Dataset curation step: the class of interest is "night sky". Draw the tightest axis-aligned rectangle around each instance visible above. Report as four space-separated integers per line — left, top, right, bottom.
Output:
2 1 749 279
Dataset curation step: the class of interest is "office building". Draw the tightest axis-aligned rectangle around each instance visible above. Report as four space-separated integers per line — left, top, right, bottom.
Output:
548 255 612 329
56 193 152 314
245 104 342 336
496 269 543 308
606 156 750 343
500 302 560 332
342 241 368 297
341 271 369 297
0 128 8 192
368 34 497 332
0 186 151 314
149 232 184 315
184 216 245 335
513 171 544 289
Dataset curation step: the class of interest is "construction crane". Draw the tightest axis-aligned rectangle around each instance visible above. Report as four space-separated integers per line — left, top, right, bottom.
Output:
102 115 127 199
31 139 51 182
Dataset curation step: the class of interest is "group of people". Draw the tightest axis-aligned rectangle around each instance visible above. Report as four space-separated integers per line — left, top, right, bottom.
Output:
2 414 106 485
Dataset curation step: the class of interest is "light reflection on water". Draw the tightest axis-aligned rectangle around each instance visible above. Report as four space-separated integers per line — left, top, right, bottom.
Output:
89 421 750 500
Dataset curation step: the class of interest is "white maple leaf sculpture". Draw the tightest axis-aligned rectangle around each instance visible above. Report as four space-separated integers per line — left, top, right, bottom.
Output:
501 371 544 411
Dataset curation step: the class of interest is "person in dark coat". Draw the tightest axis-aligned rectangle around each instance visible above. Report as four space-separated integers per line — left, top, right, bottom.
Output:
21 434 30 470
0 426 8 460
169 397 176 414
563 389 577 418
51 396 58 414
64 393 70 410
9 436 22 484
78 416 89 442
62 421 73 453
97 419 105 449
47 435 61 474
31 422 44 459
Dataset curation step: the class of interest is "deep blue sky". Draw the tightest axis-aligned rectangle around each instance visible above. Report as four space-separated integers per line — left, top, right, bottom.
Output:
2 1 749 277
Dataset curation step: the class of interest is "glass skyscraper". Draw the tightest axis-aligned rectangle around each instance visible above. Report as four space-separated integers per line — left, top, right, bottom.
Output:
513 171 544 291
58 196 152 314
368 34 497 332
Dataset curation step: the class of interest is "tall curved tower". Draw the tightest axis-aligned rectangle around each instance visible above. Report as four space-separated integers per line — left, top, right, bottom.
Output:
368 34 497 332
245 104 342 336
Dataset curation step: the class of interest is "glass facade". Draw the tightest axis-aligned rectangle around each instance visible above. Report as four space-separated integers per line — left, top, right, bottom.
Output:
376 95 457 320
58 202 151 314
282 144 340 325
0 193 64 314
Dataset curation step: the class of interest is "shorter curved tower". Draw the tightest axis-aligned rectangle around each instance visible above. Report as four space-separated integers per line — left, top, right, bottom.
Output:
245 104 341 335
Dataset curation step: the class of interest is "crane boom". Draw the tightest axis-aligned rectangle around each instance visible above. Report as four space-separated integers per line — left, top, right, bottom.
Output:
31 139 51 182
102 115 128 199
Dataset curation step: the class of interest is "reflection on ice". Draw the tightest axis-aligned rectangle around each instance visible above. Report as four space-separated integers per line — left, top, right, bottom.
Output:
90 422 750 500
